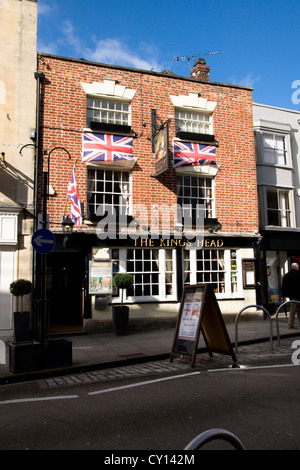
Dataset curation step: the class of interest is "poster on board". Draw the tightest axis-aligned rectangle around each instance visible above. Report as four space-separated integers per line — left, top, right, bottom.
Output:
89 260 112 294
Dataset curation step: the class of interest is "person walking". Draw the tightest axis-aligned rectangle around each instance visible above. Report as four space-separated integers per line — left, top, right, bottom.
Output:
281 262 300 329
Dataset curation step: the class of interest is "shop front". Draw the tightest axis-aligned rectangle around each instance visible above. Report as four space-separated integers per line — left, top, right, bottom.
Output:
259 229 300 315
45 232 260 334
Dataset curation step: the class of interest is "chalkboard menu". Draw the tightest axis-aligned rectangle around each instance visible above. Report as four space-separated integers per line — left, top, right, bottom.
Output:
170 284 236 367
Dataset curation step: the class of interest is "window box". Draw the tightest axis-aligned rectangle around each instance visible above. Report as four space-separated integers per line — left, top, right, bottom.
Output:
176 131 216 144
89 121 132 134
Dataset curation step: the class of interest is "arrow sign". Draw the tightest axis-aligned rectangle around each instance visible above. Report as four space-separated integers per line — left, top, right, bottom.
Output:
32 229 56 254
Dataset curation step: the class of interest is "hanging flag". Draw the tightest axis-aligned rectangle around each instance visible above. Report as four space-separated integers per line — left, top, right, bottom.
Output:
67 164 81 227
173 141 216 167
82 132 133 163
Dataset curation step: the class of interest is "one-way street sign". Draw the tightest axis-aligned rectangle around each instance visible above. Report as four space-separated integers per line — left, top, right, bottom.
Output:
32 229 56 254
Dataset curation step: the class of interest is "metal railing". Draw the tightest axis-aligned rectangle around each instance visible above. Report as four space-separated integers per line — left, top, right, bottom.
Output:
184 428 246 450
275 300 300 345
235 305 273 356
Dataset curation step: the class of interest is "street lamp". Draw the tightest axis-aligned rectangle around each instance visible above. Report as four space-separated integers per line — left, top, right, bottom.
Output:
20 143 72 363
61 215 74 234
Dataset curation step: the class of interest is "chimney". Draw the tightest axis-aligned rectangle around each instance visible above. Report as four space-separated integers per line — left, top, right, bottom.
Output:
190 58 210 81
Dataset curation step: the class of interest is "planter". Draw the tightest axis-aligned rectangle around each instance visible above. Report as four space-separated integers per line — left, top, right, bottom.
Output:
45 339 72 369
112 306 129 336
9 341 41 374
13 311 30 342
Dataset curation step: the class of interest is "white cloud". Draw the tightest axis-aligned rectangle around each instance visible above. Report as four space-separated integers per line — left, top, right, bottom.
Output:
37 2 56 16
230 72 260 88
60 20 163 71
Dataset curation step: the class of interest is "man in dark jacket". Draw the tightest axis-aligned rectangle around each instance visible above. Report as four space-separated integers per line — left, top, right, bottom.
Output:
281 262 300 329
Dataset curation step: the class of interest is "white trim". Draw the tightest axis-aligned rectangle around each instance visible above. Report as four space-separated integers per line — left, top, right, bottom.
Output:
170 92 217 112
81 79 136 101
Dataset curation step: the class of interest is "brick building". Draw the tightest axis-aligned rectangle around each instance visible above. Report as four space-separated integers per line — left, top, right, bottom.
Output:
36 52 259 333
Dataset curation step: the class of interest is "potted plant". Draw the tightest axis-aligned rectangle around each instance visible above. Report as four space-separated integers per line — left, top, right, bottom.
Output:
9 279 42 374
112 273 133 336
10 279 32 342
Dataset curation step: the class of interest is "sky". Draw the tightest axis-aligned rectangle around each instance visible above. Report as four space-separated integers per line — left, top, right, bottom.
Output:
37 0 300 111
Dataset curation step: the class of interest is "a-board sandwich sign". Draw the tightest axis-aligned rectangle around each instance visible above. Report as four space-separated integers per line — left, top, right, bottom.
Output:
170 284 237 368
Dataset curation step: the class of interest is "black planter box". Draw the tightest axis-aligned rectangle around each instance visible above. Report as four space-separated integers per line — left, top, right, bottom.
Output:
9 341 41 374
45 339 72 369
112 306 129 336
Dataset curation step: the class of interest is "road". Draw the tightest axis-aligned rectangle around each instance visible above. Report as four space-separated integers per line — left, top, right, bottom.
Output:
0 356 299 452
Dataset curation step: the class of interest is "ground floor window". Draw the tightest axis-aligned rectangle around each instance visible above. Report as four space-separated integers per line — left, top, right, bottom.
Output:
110 246 242 302
184 248 241 297
111 248 177 301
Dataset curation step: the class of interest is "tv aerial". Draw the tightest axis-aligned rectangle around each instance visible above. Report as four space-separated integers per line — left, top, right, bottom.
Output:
173 51 219 72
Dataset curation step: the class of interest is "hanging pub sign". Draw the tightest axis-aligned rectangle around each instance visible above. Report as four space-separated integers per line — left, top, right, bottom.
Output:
170 284 237 368
89 260 112 294
154 126 169 176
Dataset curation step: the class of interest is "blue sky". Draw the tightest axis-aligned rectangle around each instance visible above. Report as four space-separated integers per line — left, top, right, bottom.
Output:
37 0 300 110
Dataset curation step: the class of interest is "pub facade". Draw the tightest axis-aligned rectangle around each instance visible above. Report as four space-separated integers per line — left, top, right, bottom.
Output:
36 53 260 333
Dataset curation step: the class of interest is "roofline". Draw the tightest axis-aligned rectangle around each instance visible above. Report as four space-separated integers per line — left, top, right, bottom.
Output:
253 101 300 114
37 52 254 92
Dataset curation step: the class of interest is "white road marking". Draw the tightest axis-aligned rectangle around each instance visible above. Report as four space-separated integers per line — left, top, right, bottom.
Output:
0 395 78 405
88 371 201 396
208 363 299 372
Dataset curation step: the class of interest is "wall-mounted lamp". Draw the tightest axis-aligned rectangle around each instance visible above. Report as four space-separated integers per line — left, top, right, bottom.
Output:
61 215 74 235
0 152 5 163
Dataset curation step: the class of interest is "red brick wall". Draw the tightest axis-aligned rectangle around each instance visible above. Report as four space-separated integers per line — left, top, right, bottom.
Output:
37 54 258 234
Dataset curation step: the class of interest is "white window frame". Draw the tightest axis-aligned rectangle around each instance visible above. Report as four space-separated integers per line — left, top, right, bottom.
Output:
262 132 288 166
175 108 212 135
86 97 131 127
176 174 214 220
0 213 18 245
111 248 177 302
184 248 242 299
265 187 293 228
87 168 132 217
254 120 292 168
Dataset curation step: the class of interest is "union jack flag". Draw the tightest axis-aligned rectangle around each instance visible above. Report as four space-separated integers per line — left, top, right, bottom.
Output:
82 132 133 163
67 165 81 227
173 141 216 167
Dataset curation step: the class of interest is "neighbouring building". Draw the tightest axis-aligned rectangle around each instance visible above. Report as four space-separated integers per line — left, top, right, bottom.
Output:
253 102 300 313
0 0 37 340
35 52 260 334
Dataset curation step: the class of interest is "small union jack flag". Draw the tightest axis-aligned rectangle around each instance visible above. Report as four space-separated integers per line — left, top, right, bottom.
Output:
67 165 81 227
82 132 133 162
173 141 216 167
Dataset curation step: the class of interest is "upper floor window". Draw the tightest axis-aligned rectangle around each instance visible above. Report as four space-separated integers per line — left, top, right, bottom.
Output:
86 98 130 128
87 169 131 220
175 109 212 135
177 175 213 224
266 188 291 227
262 133 287 165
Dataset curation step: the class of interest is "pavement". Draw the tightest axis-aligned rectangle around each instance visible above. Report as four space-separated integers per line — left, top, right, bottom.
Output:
1 312 300 386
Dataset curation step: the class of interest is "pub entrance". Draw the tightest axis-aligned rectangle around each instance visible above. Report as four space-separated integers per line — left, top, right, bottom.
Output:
46 251 85 334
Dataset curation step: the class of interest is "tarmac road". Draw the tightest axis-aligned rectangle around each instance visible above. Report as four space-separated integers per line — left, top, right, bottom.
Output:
0 341 299 452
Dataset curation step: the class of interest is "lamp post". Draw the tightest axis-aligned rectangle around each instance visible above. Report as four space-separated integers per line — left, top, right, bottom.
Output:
20 143 71 364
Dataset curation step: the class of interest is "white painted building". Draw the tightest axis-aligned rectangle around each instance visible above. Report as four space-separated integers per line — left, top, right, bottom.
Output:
253 102 300 312
0 0 37 339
